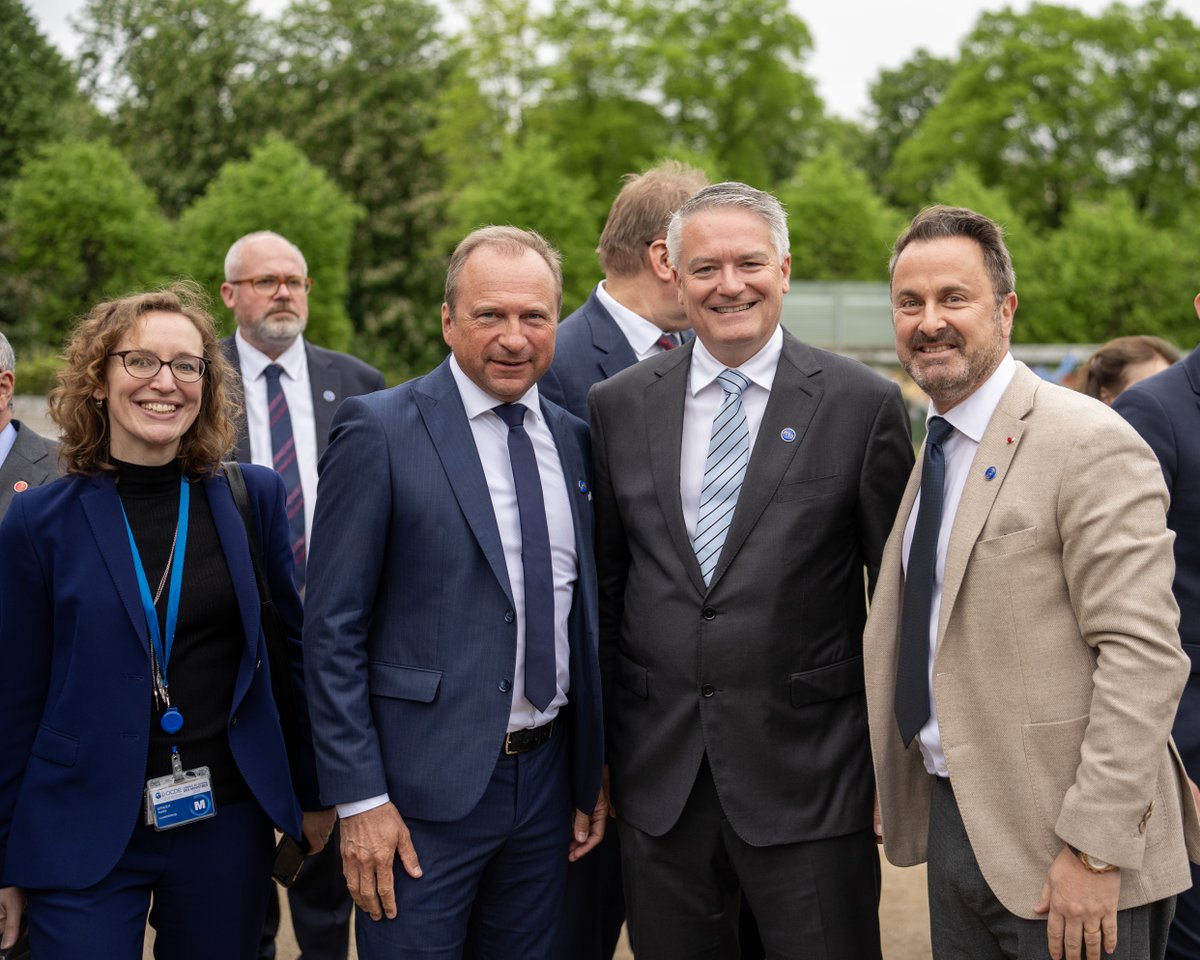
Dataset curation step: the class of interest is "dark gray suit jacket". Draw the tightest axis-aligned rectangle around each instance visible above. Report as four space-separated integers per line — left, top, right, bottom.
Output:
221 337 386 462
589 330 913 845
0 420 59 519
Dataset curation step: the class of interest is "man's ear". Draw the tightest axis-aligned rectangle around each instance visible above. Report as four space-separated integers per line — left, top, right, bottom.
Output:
648 238 674 283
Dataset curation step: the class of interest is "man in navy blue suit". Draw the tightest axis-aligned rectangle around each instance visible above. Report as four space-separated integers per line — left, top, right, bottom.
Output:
1114 320 1200 960
540 161 708 421
304 226 606 960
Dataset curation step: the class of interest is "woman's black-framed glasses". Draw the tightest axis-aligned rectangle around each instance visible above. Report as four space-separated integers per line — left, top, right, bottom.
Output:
108 350 208 383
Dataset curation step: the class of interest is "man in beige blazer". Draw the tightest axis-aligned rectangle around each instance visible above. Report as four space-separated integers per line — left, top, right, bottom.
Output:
864 205 1200 960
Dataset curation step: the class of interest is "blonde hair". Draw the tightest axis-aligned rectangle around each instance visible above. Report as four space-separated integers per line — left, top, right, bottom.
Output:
51 281 241 476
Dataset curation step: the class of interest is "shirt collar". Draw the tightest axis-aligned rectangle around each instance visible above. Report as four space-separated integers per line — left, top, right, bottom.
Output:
595 281 667 355
689 324 783 397
235 329 307 382
449 355 544 425
928 352 1017 444
0 421 17 468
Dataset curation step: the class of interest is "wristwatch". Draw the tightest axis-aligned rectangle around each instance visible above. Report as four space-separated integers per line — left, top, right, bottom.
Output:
1073 848 1118 874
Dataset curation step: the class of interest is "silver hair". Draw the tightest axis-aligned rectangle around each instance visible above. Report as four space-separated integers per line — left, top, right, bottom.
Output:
224 231 308 281
0 332 14 412
666 181 790 269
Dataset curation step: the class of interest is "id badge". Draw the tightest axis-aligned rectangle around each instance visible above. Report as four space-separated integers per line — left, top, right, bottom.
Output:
144 765 217 831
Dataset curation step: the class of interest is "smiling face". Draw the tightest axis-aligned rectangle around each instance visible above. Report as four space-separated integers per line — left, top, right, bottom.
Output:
673 207 790 367
97 311 205 465
891 236 1016 413
441 245 558 403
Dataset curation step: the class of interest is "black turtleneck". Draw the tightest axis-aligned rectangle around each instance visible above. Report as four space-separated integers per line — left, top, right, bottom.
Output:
114 459 250 805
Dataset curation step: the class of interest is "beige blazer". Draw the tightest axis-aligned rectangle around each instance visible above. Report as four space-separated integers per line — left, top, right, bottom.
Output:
864 363 1200 919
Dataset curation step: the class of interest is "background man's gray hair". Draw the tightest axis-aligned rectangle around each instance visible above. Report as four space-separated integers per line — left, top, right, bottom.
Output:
224 231 309 281
666 181 790 268
889 205 1016 302
0 332 15 411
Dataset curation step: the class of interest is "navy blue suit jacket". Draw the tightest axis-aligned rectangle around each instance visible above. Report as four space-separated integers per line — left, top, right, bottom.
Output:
221 336 387 462
540 291 639 421
303 358 604 822
0 466 312 890
1114 347 1200 776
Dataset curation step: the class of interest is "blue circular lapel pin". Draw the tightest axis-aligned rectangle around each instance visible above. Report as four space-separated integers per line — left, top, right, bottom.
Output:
323 389 336 402
578 479 589 495
984 466 997 481
780 427 797 443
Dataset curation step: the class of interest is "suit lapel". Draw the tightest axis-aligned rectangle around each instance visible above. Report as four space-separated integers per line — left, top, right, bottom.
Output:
1184 348 1200 413
645 343 706 594
306 343 342 456
587 297 639 380
222 338 254 463
541 399 595 591
936 365 1037 650
0 425 53 515
708 333 821 589
81 475 149 649
415 361 514 605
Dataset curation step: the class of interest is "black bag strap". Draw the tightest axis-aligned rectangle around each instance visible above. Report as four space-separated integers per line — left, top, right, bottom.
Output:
223 461 300 772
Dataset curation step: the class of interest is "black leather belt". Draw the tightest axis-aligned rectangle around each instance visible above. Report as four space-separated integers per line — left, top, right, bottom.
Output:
501 719 556 756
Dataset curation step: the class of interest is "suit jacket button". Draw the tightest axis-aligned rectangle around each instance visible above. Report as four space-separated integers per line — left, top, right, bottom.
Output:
499 679 512 693
701 607 716 621
504 610 515 623
701 684 715 698
231 716 238 726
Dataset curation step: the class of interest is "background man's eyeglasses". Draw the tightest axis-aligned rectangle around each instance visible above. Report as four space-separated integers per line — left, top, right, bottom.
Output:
227 275 313 295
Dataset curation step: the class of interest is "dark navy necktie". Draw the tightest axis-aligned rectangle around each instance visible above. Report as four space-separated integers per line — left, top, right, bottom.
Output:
494 403 556 712
264 364 306 592
895 416 954 746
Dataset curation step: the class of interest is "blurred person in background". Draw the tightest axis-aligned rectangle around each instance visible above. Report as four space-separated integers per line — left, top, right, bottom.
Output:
1080 334 1179 404
0 331 59 520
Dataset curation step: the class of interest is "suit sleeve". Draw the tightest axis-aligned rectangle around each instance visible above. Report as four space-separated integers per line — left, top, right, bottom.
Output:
1053 415 1188 868
856 382 914 598
1112 386 1178 496
0 496 54 880
303 396 394 806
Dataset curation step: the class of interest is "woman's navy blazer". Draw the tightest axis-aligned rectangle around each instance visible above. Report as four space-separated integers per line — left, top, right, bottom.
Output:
0 464 315 890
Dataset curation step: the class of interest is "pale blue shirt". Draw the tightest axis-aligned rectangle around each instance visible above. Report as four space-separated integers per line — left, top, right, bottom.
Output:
0 422 16 472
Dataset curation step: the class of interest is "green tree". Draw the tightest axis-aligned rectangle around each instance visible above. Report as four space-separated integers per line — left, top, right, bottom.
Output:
778 151 902 282
443 134 601 314
1017 193 1195 344
0 0 90 196
259 0 451 380
175 136 363 350
74 0 266 214
888 1 1200 229
4 139 172 346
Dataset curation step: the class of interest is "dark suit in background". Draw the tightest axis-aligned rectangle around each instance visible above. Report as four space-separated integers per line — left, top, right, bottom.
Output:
541 161 708 960
0 421 59 519
1115 343 1200 960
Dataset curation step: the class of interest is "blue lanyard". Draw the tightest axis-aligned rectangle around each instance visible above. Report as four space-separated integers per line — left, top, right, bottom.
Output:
121 477 190 694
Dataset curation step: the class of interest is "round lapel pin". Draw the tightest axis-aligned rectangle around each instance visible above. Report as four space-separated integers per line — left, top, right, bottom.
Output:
780 427 796 443
13 480 28 493
984 466 997 481
323 390 336 402
577 479 589 495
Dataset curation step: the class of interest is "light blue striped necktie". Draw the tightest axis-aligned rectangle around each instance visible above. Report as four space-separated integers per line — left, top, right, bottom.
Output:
694 368 751 586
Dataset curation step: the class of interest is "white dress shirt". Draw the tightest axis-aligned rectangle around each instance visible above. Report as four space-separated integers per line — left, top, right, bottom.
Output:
595 282 677 360
234 330 319 544
680 325 783 540
904 352 1016 777
0 422 16 472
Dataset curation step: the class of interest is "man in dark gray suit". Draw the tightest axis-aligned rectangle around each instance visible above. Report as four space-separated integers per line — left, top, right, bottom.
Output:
0 332 58 520
589 182 913 959
540 161 707 421
218 230 384 960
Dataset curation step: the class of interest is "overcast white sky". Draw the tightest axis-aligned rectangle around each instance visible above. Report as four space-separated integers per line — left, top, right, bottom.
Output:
25 0 1200 120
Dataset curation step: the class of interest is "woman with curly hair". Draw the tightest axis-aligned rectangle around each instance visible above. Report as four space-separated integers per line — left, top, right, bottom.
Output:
0 283 333 959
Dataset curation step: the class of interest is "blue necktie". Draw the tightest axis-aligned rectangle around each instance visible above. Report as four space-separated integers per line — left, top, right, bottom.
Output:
694 369 751 586
494 403 556 712
264 364 306 592
895 416 954 746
